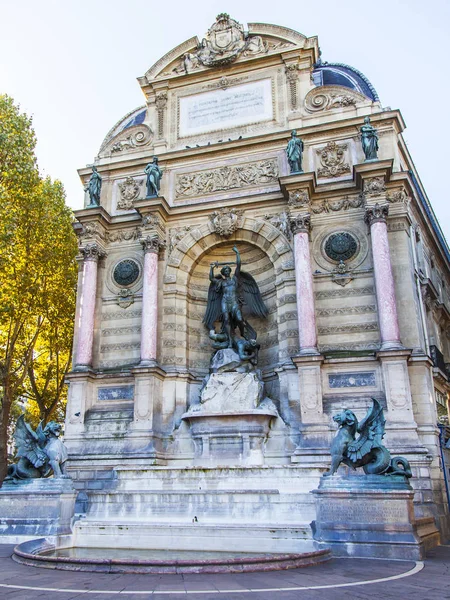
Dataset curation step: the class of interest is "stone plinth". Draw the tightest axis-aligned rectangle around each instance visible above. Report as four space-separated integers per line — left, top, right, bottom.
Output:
312 474 439 560
0 478 76 543
182 371 278 465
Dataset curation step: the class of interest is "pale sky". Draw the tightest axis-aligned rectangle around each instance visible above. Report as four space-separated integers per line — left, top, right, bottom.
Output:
1 0 449 240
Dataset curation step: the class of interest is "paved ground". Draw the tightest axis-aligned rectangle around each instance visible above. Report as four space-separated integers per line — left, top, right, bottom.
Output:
0 544 449 599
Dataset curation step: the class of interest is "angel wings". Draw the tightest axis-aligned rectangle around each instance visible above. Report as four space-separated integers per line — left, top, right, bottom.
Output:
203 269 268 331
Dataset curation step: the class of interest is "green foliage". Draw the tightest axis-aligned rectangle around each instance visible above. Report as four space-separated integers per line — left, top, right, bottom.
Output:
0 94 78 477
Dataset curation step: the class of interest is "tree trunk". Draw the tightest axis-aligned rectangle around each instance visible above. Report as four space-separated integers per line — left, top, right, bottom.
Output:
0 382 12 486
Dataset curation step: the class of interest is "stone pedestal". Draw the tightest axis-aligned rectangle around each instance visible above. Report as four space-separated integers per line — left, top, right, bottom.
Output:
312 474 439 559
182 370 278 466
0 478 76 543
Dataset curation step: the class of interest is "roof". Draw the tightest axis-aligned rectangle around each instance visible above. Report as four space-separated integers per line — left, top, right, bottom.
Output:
312 61 379 102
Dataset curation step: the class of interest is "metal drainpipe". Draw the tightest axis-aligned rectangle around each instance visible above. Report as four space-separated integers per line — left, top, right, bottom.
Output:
410 225 430 353
437 424 450 512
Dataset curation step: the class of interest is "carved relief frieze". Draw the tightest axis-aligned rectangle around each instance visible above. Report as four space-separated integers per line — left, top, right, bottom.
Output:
386 188 411 206
108 227 142 244
316 141 351 178
175 159 279 198
319 342 380 352
210 207 244 237
105 124 153 156
315 286 375 300
318 323 378 335
305 86 366 113
102 309 141 321
317 304 376 317
100 342 140 353
77 222 108 242
311 194 363 214
117 176 142 210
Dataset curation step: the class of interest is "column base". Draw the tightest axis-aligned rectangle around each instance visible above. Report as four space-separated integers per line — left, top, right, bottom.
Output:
138 359 159 368
297 347 321 356
380 341 404 351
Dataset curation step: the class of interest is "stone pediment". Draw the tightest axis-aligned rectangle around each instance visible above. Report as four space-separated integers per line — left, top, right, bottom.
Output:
141 16 310 84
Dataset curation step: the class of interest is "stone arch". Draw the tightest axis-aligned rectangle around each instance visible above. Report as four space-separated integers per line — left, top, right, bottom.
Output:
161 217 298 375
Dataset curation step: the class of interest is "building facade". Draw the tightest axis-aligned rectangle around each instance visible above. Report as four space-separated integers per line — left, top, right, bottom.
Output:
65 15 450 546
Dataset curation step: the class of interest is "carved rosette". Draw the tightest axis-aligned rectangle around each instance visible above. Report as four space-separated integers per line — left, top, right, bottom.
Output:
210 207 244 237
288 189 310 208
80 243 107 262
363 177 386 197
155 91 168 139
285 63 299 110
118 176 141 210
142 235 165 254
364 203 389 227
290 214 311 235
316 141 350 178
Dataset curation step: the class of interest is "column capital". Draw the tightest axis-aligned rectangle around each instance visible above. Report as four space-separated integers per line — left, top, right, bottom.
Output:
365 203 389 227
80 242 107 262
142 234 165 254
290 213 311 235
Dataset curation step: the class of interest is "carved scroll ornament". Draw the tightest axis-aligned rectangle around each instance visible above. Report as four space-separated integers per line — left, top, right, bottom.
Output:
304 86 367 113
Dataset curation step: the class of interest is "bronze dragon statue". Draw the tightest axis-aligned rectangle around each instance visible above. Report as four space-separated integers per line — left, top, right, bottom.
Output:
6 415 70 481
325 398 412 478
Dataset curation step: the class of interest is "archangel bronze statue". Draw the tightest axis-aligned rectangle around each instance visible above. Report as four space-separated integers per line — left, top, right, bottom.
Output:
85 165 102 206
203 246 268 358
325 398 412 478
145 156 163 197
360 116 379 161
6 415 69 481
286 130 304 173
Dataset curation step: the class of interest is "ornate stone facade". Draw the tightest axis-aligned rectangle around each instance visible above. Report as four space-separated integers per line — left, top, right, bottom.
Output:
64 14 450 559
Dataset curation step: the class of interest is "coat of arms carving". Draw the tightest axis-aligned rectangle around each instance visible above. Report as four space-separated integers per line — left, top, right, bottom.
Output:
210 207 244 237
179 14 267 72
316 141 351 178
118 177 141 210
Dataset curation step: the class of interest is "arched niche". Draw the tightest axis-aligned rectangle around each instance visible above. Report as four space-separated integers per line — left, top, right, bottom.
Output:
161 217 298 378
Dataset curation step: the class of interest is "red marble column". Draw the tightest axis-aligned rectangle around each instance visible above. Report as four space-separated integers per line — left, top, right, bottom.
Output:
140 235 162 365
365 204 402 350
75 243 106 369
291 214 319 355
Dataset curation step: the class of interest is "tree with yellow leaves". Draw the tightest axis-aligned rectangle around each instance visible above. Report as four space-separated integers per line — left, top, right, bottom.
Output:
0 95 78 483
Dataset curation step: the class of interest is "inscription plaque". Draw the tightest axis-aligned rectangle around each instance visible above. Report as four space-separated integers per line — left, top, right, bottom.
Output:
179 79 273 137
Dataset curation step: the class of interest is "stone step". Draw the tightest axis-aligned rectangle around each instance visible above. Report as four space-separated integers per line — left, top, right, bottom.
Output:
73 521 314 553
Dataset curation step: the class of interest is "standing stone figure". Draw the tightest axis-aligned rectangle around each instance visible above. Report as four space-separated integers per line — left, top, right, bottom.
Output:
85 166 102 206
145 157 163 197
286 130 304 173
360 116 379 161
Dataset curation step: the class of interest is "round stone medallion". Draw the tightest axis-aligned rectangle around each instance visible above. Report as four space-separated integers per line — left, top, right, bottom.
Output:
113 259 140 287
324 232 358 262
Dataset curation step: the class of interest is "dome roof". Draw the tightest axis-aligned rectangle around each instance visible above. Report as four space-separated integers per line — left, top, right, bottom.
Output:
312 62 379 102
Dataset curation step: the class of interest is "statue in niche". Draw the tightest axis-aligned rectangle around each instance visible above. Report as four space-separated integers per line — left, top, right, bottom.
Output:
325 398 412 478
360 116 379 161
6 415 70 481
203 246 268 361
286 130 304 173
85 165 102 206
144 156 163 197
